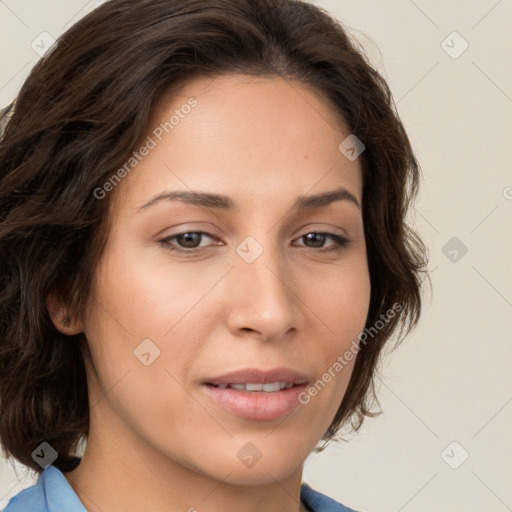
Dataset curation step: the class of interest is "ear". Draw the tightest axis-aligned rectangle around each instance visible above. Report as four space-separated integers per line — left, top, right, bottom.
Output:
45 291 84 335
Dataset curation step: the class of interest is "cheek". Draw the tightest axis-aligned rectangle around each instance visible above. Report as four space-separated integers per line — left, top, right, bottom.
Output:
312 260 371 342
91 240 219 340
306 259 371 394
83 240 219 405
82 244 205 439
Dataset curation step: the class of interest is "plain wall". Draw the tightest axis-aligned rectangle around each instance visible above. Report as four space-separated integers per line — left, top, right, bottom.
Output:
1 1 511 511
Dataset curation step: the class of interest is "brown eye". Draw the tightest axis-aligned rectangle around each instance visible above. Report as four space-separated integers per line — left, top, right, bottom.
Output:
158 230 351 255
159 231 217 252
295 232 351 253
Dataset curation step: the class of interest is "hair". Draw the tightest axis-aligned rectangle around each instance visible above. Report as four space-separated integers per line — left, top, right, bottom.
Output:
0 0 428 475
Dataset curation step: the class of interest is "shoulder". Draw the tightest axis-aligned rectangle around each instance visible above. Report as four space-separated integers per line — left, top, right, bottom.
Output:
3 465 86 512
301 483 360 512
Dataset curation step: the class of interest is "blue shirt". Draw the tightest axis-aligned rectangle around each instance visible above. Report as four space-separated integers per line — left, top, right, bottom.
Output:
3 464 358 512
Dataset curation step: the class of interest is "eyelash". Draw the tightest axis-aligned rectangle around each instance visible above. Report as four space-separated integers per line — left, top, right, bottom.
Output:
158 230 352 254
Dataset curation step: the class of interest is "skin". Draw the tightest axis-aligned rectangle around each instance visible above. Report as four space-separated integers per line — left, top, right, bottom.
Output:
47 73 371 512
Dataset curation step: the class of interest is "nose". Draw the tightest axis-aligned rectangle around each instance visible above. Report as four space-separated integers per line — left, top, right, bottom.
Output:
225 241 301 341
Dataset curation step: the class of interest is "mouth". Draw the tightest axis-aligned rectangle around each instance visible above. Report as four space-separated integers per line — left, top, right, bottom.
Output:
205 381 298 392
201 367 310 421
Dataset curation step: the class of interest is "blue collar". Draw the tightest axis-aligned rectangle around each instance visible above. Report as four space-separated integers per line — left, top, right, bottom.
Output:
300 483 359 511
4 465 86 511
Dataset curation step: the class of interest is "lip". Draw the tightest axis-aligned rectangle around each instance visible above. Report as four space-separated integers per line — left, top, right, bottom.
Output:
201 367 309 421
203 367 309 386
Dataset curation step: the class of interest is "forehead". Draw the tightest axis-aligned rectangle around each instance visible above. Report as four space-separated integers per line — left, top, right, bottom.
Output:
114 73 362 214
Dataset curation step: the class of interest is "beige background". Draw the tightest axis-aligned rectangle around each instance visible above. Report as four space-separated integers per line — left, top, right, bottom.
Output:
1 1 511 511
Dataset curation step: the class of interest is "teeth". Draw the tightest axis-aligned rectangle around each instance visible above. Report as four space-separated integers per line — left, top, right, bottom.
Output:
214 381 292 392
246 383 264 391
262 382 281 392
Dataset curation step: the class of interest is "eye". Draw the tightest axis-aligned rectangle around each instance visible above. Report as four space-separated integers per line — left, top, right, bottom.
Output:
293 232 351 253
158 230 352 254
159 231 217 252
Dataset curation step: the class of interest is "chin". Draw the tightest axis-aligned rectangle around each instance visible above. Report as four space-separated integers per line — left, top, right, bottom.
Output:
219 461 303 487
182 441 306 487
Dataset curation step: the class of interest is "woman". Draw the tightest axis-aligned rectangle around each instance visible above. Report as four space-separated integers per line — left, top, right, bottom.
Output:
0 0 428 510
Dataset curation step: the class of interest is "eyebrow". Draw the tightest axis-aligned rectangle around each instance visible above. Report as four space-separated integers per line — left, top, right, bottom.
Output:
137 186 361 212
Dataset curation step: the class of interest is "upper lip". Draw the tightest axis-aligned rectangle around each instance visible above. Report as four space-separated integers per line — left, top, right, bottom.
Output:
203 367 309 386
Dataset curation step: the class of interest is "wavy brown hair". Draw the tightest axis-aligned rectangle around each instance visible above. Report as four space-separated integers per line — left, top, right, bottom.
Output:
0 0 428 474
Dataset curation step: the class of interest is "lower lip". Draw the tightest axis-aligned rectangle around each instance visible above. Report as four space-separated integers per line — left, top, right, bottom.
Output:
201 384 307 421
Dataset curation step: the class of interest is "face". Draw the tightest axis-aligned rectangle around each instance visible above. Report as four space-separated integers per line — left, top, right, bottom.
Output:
72 74 371 485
